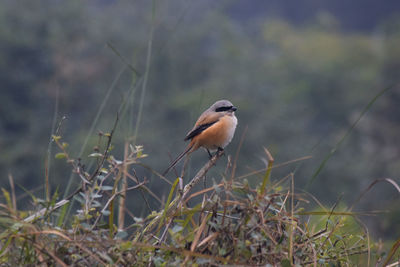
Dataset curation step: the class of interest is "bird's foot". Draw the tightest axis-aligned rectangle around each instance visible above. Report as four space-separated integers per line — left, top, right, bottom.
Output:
217 147 225 156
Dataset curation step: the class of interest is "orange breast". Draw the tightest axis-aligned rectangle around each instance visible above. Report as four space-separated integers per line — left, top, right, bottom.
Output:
192 114 237 150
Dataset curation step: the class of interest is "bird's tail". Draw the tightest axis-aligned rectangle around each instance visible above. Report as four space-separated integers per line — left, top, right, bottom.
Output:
163 143 194 176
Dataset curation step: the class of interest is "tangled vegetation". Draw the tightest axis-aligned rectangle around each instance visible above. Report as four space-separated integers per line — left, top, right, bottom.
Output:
0 125 399 266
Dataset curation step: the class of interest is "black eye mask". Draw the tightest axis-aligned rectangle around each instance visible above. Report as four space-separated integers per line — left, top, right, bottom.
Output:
215 106 233 112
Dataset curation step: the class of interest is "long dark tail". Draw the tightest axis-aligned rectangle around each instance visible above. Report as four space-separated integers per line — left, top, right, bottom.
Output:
163 144 193 176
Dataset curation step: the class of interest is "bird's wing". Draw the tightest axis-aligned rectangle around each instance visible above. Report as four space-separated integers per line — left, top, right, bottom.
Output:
184 112 222 141
184 121 217 141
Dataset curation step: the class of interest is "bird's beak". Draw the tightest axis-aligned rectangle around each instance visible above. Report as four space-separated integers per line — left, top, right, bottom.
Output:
231 106 237 111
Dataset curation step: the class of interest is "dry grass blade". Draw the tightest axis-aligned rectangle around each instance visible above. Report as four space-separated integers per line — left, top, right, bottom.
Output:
230 126 247 183
350 178 400 210
382 238 400 267
24 199 69 223
184 183 223 203
157 177 180 234
8 174 16 212
259 146 274 197
307 84 394 187
235 155 312 180
197 232 219 248
118 142 130 230
183 213 212 264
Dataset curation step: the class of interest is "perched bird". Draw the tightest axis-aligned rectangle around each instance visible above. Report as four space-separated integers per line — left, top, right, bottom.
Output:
163 100 238 176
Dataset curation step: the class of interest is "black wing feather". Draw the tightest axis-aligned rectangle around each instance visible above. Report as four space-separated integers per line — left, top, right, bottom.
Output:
184 120 218 141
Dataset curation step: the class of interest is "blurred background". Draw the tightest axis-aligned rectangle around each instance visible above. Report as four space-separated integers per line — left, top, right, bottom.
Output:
1 0 399 241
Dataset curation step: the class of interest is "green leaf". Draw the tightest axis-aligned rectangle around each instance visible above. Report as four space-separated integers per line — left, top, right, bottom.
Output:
281 259 292 267
100 168 108 174
120 241 132 251
102 210 111 216
1 188 12 209
55 153 67 159
171 225 183 233
10 222 23 231
52 135 61 141
88 153 103 158
115 230 128 239
157 177 180 233
73 195 85 204
133 217 144 223
101 186 114 191
0 236 13 255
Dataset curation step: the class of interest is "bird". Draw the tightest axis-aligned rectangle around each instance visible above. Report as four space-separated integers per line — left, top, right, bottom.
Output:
163 99 238 176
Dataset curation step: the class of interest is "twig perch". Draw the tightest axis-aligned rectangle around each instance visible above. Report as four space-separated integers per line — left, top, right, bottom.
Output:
134 149 225 242
180 149 225 202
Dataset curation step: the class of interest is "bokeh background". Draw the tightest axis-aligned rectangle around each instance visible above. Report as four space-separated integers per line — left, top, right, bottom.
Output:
1 0 399 241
